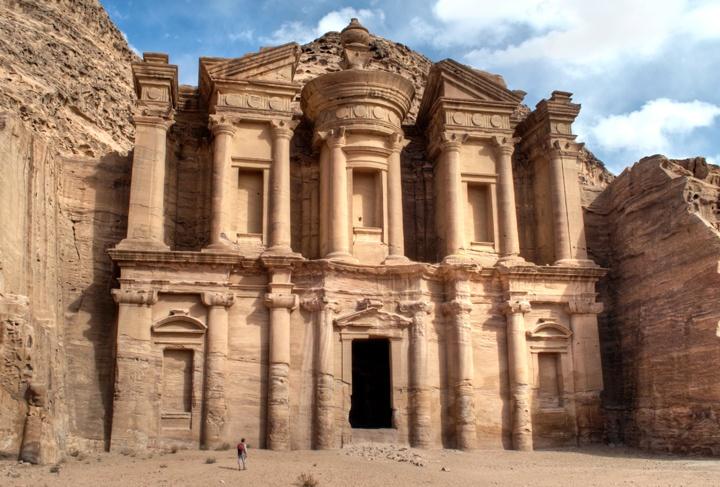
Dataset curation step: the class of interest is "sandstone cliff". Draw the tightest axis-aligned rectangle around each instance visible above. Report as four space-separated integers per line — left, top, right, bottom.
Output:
0 0 136 461
587 155 720 454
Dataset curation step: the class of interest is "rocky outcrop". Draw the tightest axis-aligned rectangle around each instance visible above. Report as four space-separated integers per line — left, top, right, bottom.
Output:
587 155 720 454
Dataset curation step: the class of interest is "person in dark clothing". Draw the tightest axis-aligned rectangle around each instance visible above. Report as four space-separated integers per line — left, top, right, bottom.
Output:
237 438 248 470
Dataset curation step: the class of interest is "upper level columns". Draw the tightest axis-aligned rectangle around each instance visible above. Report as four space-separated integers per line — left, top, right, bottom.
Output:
384 133 409 263
504 298 533 451
323 128 355 262
548 146 573 263
267 120 298 255
207 116 237 251
493 137 522 261
439 134 466 261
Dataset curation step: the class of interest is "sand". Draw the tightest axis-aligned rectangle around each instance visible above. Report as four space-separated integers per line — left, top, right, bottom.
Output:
2 445 720 486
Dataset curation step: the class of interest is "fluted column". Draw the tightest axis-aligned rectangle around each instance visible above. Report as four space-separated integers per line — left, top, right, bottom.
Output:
567 298 604 444
200 291 235 448
548 147 572 263
439 134 465 260
443 297 476 449
267 120 297 254
400 300 433 448
323 128 354 261
118 113 173 250
264 289 298 450
303 296 339 449
504 298 533 451
493 137 522 261
110 289 158 451
384 133 409 263
206 116 237 250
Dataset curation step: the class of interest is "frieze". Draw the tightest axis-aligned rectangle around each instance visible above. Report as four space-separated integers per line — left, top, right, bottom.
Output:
140 85 170 103
445 111 510 130
315 103 402 129
219 93 291 112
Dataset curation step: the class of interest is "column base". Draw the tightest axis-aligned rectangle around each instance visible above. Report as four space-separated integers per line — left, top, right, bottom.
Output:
115 238 169 252
442 253 470 265
496 254 527 267
262 245 303 259
202 242 239 253
553 258 598 268
382 254 411 265
325 251 358 264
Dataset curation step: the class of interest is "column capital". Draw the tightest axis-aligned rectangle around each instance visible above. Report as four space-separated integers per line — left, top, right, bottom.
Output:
319 127 346 148
208 115 237 137
201 291 235 308
132 106 175 129
399 300 434 315
112 288 158 306
441 299 472 316
387 132 410 153
492 135 520 157
566 298 603 315
546 138 582 159
440 132 468 152
265 293 298 310
270 119 299 139
301 296 339 313
503 299 531 315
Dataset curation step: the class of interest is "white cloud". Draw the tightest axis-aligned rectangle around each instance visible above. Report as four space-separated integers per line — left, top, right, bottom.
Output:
228 30 254 43
120 31 140 56
262 7 385 45
419 0 720 76
583 98 720 159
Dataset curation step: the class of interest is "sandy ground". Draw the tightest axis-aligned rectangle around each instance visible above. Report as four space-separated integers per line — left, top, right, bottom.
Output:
2 445 720 486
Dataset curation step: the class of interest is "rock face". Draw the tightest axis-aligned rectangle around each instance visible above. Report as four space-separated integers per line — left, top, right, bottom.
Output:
0 0 136 462
586 155 720 454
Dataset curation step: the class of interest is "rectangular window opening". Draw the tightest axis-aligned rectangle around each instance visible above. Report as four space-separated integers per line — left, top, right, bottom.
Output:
466 183 493 244
237 169 264 235
538 352 563 409
352 170 381 229
162 349 193 413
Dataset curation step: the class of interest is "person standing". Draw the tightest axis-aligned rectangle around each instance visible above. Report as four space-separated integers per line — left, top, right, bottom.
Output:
237 438 248 470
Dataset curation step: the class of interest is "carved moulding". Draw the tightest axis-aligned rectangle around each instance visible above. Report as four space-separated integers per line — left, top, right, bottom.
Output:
264 293 299 310
201 292 235 308
112 288 158 306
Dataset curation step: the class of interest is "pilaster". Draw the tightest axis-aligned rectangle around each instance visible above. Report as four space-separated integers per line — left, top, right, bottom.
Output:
503 298 533 451
384 133 411 264
206 116 238 251
266 119 300 255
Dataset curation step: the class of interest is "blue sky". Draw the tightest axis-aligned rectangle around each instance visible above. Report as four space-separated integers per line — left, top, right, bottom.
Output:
102 0 720 173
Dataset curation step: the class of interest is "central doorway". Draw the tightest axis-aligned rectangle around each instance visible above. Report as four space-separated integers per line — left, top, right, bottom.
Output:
350 338 392 428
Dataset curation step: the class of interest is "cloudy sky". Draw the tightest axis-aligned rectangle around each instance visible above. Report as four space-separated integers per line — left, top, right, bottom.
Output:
103 0 720 173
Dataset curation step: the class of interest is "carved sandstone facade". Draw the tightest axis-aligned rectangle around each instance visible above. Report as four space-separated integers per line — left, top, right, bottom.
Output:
108 19 604 451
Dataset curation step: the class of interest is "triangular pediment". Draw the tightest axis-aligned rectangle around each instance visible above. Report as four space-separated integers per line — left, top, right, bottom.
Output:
201 43 300 83
335 306 412 329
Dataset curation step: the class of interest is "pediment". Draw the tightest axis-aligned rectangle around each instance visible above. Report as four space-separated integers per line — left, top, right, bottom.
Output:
201 43 300 83
152 315 207 335
335 307 412 329
526 320 572 340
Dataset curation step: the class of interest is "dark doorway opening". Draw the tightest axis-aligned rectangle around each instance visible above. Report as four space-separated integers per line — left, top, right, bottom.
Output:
350 338 392 429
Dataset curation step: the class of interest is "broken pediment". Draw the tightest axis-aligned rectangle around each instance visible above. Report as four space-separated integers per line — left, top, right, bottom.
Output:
334 306 412 329
200 43 300 85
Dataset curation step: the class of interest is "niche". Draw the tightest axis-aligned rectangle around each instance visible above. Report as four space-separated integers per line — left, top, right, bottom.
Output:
352 170 382 229
537 352 562 408
237 169 264 235
162 349 193 414
466 183 493 244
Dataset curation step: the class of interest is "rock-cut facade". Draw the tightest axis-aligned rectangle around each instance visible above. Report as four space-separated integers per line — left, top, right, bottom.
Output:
106 19 605 452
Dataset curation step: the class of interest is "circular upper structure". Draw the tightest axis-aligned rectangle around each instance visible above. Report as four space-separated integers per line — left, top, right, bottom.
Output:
301 69 415 134
340 18 370 46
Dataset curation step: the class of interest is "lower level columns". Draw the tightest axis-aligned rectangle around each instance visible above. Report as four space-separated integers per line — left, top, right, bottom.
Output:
401 300 433 448
504 298 533 451
200 292 235 448
303 296 339 449
110 289 158 451
443 297 476 449
264 275 298 450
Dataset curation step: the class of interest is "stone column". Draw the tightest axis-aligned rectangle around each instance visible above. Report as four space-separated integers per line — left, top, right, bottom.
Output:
318 144 330 257
493 137 521 260
443 297 476 449
267 120 297 254
324 128 354 261
303 296 339 449
400 300 433 448
264 274 298 450
384 133 409 263
567 298 604 444
110 289 158 451
504 298 533 451
439 134 465 260
200 291 235 448
548 147 572 263
118 113 173 250
206 116 237 250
